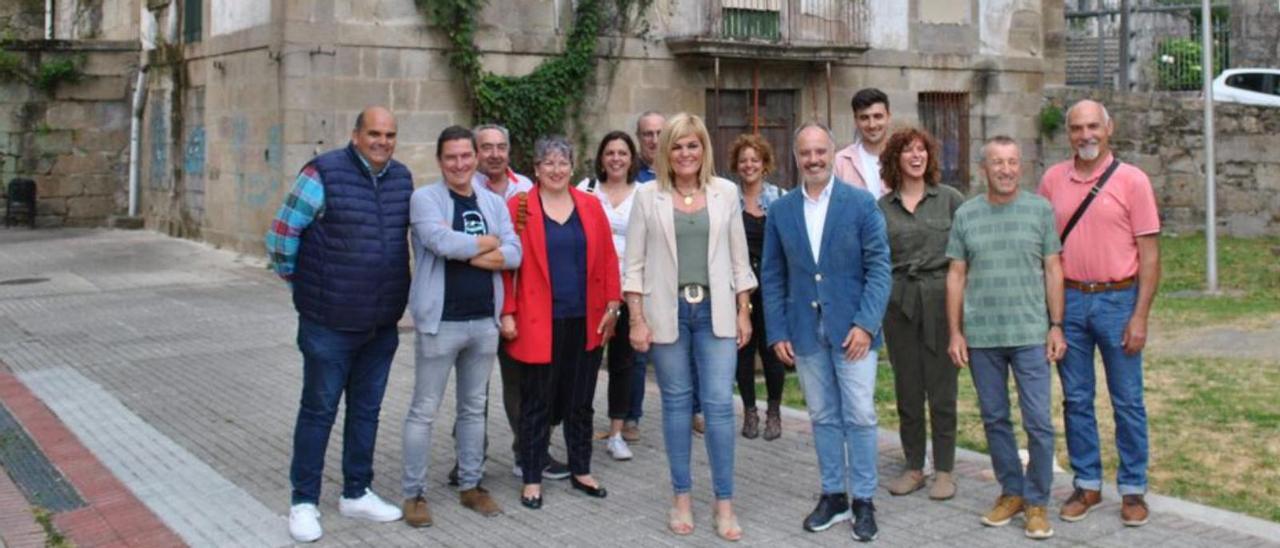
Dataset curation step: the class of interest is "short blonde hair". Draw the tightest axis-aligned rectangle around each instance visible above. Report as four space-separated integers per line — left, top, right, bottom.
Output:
654 113 715 191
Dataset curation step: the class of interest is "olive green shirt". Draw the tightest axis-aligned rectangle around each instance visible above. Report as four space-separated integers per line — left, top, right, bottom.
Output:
674 207 710 287
877 184 966 352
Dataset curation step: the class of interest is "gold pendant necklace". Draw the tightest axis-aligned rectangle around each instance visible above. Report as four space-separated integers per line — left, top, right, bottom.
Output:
676 186 697 206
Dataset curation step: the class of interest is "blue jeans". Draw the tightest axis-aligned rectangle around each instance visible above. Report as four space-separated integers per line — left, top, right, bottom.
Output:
1059 285 1148 495
290 317 399 504
648 300 737 499
793 332 879 499
628 352 701 421
402 320 497 496
969 345 1056 506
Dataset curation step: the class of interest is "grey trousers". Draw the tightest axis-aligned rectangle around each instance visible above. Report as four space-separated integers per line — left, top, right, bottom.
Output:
401 319 498 496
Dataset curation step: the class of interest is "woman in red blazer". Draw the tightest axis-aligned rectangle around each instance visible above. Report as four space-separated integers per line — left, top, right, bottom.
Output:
501 135 622 509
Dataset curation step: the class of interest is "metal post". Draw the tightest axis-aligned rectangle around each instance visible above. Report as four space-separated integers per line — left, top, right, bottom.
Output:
1096 13 1105 87
1202 0 1218 293
1118 0 1130 90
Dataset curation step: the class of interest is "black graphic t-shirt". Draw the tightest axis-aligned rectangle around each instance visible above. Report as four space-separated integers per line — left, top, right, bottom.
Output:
441 190 495 321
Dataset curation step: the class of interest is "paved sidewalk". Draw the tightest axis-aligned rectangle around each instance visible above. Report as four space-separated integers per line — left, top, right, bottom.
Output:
0 228 1276 547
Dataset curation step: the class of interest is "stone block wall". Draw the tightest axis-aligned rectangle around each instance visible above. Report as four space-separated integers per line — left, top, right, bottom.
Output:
1041 88 1280 237
0 40 136 227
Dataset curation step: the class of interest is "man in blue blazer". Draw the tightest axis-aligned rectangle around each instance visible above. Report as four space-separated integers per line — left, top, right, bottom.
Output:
761 122 891 542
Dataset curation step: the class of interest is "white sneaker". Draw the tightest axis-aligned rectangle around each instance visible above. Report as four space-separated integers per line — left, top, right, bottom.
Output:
606 435 633 461
338 488 402 522
288 503 322 543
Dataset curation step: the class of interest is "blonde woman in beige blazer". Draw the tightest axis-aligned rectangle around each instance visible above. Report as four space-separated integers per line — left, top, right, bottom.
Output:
622 113 756 541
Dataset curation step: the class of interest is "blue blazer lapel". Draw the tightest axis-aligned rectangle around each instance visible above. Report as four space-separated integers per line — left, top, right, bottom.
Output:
790 198 817 270
817 184 847 269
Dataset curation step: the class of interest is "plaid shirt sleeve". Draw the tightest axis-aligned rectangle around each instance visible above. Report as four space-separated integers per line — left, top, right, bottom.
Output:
265 165 325 282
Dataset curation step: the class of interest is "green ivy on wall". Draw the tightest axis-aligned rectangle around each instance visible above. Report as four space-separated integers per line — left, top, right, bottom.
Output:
416 0 645 172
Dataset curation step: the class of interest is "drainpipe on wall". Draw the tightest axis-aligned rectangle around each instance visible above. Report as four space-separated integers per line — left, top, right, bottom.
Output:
127 4 159 217
45 0 53 39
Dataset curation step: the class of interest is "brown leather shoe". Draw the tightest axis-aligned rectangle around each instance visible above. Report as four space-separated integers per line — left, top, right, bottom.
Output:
887 469 926 496
403 495 432 527
1024 506 1054 539
1121 494 1150 526
763 401 782 441
1059 487 1102 522
622 421 640 442
741 407 760 439
460 486 502 517
981 494 1025 526
928 472 956 500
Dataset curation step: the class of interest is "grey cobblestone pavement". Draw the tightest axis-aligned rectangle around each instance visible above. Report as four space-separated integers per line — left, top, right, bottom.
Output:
1 228 1277 547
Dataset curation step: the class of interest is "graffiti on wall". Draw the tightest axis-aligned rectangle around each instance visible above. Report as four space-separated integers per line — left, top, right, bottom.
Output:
183 125 205 176
229 115 284 210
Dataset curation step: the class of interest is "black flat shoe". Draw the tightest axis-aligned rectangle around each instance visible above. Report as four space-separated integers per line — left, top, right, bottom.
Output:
520 495 543 509
570 476 608 498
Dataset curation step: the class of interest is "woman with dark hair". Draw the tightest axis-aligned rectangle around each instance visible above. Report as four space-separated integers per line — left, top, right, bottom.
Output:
877 127 965 501
501 135 622 509
576 131 641 460
727 133 786 441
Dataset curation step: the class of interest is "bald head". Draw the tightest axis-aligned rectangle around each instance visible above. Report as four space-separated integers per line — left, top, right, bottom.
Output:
351 106 397 172
1065 100 1113 162
794 123 835 188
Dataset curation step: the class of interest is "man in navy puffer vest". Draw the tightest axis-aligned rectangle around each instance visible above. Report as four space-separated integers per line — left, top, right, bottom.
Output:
266 106 412 542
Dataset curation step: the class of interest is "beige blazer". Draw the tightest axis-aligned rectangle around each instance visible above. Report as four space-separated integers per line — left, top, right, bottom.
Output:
623 176 758 344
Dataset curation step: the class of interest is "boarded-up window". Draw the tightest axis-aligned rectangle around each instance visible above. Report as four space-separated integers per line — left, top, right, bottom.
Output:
706 89 798 188
917 92 970 191
183 0 202 43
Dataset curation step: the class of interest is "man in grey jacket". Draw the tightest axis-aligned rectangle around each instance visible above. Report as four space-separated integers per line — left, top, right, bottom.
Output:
400 125 521 527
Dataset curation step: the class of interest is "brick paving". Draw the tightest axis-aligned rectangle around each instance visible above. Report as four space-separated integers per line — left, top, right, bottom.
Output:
0 228 1276 547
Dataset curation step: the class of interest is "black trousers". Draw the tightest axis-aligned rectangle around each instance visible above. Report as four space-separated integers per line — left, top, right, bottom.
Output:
604 305 636 419
518 317 602 484
735 290 785 409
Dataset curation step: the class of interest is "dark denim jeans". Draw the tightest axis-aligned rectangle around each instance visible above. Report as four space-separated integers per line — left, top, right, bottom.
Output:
290 317 399 504
1059 285 1148 495
969 345 1055 506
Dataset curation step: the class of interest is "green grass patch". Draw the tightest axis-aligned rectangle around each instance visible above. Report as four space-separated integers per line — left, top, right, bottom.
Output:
768 353 1280 522
1154 234 1280 323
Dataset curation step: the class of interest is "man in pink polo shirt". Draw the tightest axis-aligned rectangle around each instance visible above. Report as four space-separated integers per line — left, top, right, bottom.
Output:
1038 99 1161 528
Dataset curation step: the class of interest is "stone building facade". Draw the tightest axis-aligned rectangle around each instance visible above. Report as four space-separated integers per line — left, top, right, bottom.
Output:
6 0 1068 251
143 0 1067 253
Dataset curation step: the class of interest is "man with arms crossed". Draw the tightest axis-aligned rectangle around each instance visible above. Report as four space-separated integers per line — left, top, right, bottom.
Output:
1040 100 1160 527
400 126 521 527
761 123 891 542
946 136 1065 540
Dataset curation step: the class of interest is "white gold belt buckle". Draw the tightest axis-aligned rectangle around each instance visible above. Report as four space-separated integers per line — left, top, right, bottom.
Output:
681 285 705 304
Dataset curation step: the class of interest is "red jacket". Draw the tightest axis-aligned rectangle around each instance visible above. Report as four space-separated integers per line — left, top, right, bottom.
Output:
503 187 621 365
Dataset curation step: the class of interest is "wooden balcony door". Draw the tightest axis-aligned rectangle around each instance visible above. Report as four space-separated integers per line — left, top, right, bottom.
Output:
706 89 798 189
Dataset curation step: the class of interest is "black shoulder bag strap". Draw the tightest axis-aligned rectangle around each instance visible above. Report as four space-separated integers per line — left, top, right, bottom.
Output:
586 177 598 193
1059 158 1121 244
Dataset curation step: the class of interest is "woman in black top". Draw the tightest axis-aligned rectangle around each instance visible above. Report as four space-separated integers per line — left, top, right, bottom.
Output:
728 134 786 440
